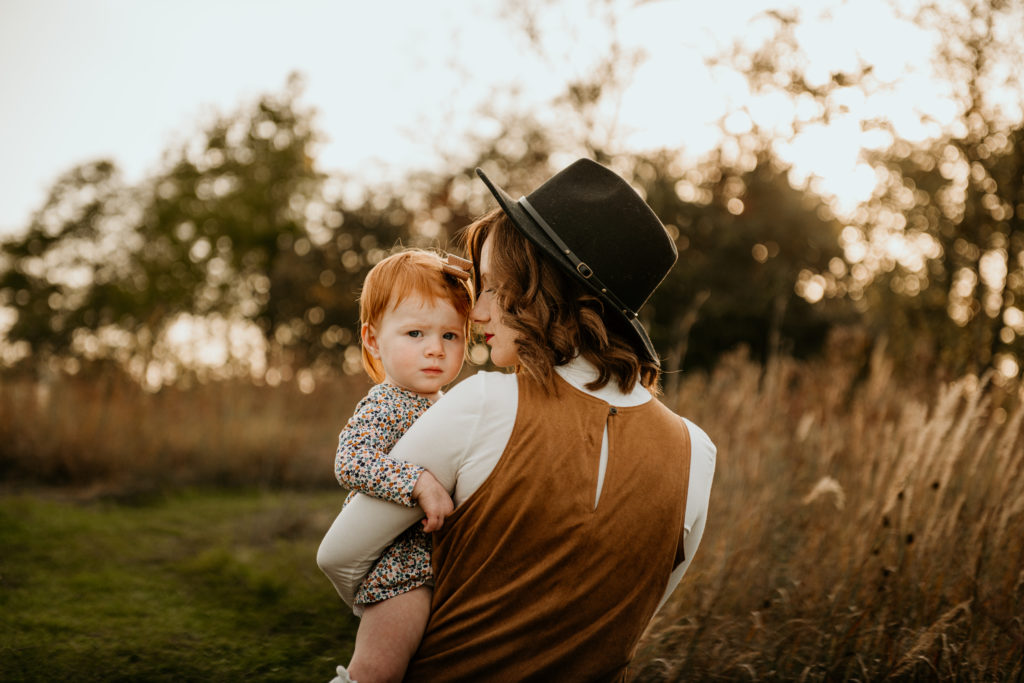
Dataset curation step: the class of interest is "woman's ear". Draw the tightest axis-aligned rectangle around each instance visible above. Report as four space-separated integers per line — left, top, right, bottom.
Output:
361 322 382 359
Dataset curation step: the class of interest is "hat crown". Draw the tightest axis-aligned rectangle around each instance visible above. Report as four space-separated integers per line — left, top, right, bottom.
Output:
521 160 677 312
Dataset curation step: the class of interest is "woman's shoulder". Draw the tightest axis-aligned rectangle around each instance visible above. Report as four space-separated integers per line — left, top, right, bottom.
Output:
403 371 518 451
445 369 518 400
646 398 715 464
680 417 717 465
427 370 518 422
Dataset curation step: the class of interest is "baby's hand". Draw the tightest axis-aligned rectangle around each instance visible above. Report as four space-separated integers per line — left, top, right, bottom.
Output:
412 470 454 532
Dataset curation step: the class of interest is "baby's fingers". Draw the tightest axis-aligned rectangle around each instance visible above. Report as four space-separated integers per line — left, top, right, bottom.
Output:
421 513 442 533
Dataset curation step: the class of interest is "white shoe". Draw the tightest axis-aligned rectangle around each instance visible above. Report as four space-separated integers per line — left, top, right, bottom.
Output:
329 664 357 683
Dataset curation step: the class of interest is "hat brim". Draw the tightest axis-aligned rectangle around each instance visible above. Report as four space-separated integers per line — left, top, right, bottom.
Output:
475 167 660 365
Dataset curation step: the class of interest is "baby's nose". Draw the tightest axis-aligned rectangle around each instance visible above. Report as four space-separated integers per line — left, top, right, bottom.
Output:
425 337 444 355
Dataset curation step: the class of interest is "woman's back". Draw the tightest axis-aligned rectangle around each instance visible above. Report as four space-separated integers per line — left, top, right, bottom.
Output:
405 373 692 681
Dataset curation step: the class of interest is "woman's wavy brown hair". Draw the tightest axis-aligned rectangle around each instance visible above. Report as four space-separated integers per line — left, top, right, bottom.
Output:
462 208 660 394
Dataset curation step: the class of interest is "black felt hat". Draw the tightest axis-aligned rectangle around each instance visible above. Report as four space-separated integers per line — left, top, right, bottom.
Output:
476 158 677 365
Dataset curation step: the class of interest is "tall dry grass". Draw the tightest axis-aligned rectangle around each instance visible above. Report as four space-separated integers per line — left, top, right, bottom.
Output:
3 350 1022 679
637 348 1024 680
0 367 371 492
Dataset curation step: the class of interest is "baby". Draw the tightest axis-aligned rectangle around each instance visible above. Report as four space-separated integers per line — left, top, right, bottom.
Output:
318 248 473 682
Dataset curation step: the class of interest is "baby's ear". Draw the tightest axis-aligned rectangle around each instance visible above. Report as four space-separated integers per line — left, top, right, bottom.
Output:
361 322 381 359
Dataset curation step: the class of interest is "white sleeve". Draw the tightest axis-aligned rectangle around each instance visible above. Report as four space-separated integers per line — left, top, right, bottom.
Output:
391 370 518 506
316 374 494 608
317 492 422 608
655 418 717 613
387 374 489 500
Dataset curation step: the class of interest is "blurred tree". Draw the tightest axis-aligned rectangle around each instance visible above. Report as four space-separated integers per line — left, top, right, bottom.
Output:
716 0 1024 377
0 75 499 381
859 0 1024 375
0 159 136 357
0 35 854 383
438 114 847 377
636 149 847 381
0 76 341 378
138 74 326 363
486 0 847 381
858 125 1024 375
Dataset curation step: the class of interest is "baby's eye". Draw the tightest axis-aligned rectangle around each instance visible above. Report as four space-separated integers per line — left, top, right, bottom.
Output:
443 332 460 341
407 330 422 338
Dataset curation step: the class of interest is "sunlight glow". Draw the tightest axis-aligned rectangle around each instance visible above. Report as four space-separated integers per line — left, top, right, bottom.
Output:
979 249 1008 290
796 270 827 304
997 354 1020 380
157 313 269 386
1004 307 1024 333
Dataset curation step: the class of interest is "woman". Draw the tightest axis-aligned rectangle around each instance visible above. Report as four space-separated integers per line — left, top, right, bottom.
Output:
318 159 717 681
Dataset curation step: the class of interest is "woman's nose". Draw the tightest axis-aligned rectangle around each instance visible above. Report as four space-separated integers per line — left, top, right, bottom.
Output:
470 296 489 323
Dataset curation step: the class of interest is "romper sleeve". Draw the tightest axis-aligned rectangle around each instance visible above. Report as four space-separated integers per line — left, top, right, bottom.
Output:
317 375 490 608
334 387 428 507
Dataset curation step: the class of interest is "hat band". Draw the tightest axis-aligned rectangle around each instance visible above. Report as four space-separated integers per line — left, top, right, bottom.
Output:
517 197 637 320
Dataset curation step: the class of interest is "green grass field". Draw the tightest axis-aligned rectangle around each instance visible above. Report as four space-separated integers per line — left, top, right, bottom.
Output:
0 489 357 682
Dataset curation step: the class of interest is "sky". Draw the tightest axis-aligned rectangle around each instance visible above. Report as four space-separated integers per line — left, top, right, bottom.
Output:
0 0 946 238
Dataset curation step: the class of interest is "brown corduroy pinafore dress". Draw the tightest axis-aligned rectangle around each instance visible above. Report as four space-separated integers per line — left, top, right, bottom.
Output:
404 373 692 682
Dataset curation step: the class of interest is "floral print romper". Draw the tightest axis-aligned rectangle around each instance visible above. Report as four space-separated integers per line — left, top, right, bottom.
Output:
335 383 434 606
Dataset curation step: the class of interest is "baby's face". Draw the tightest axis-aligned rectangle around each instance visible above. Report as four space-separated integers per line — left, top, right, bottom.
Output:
363 292 466 401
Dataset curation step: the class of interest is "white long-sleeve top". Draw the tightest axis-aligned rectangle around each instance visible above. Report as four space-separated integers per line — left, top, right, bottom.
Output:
316 357 717 612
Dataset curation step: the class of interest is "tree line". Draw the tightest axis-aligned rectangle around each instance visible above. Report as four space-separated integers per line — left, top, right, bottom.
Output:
0 80 848 385
3 0 1023 386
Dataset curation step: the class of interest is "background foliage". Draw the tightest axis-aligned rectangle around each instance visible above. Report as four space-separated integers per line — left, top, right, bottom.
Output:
0 86 855 385
5 4 1024 385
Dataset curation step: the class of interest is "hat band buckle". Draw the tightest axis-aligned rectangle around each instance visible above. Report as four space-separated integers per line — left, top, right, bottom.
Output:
517 197 638 321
